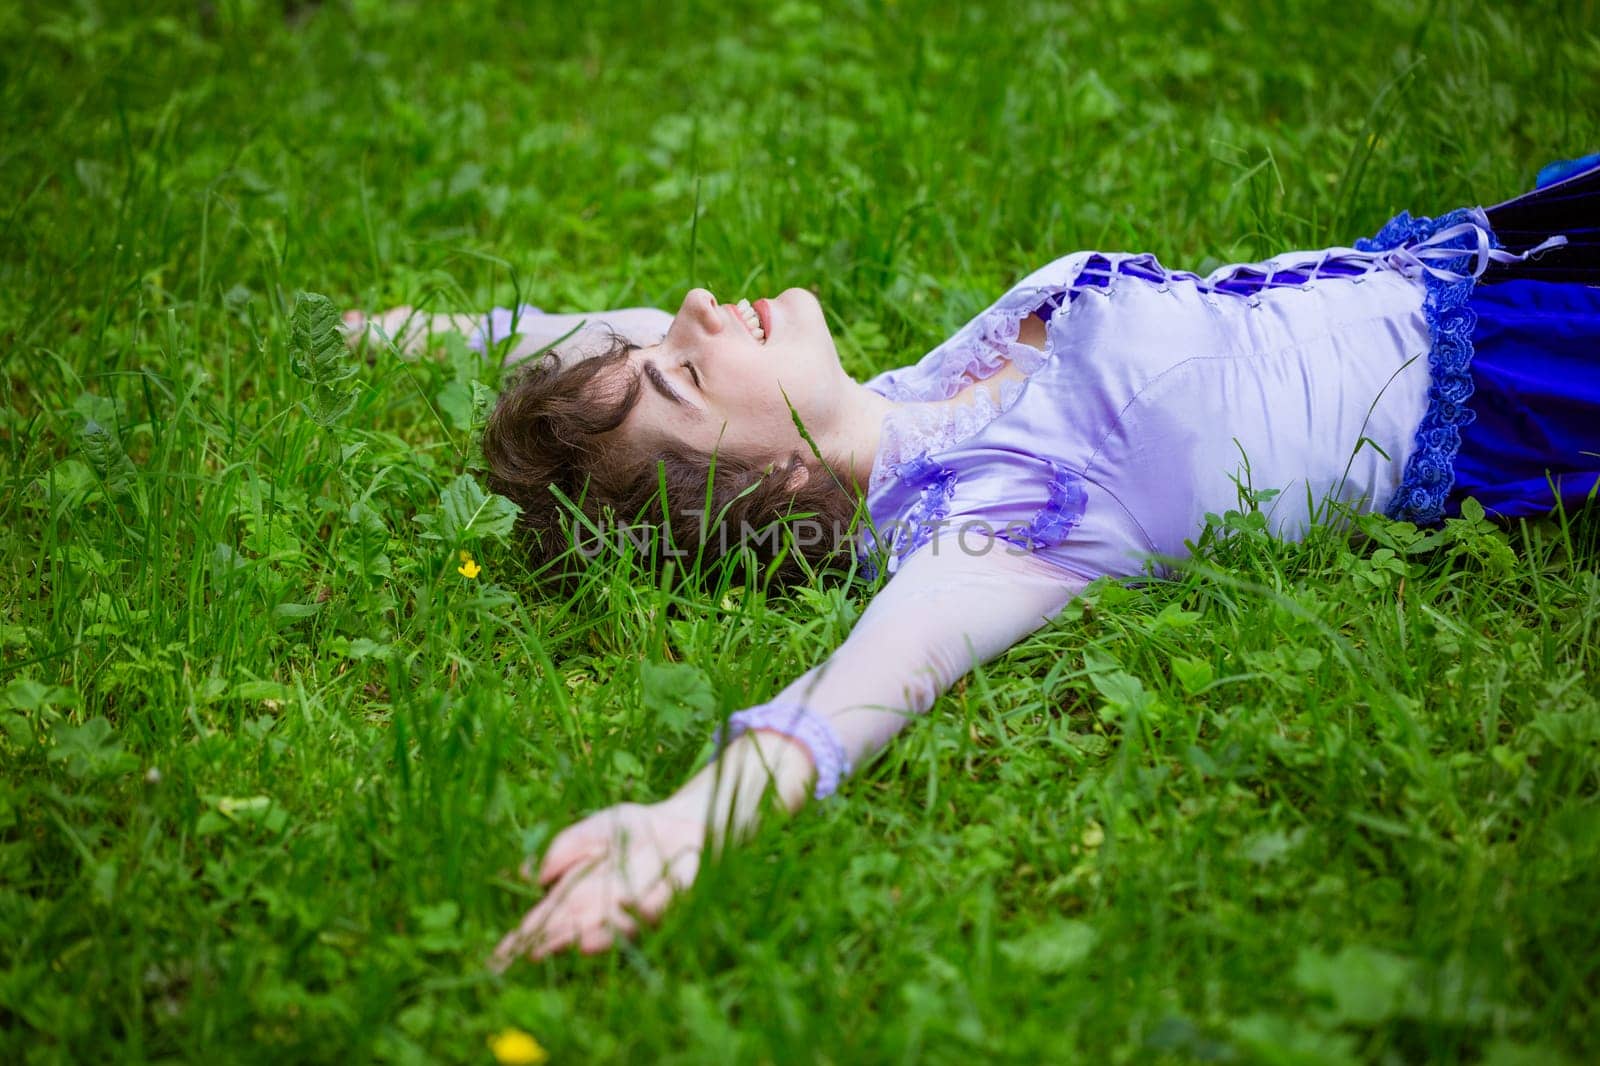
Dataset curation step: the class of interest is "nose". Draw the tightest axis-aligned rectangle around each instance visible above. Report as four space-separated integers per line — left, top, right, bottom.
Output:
672 288 724 337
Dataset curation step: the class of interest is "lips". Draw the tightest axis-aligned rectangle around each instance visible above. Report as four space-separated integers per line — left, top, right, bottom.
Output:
753 298 772 341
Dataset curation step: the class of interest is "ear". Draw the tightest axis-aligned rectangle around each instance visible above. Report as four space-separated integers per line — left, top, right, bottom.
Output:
760 458 812 492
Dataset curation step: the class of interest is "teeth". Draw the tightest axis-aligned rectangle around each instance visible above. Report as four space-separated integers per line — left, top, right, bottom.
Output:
735 298 765 342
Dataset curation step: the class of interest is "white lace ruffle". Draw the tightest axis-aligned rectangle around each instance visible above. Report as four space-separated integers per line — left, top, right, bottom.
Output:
867 299 1055 493
869 370 1032 494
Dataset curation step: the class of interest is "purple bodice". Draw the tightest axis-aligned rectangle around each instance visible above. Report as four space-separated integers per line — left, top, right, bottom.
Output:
857 213 1554 579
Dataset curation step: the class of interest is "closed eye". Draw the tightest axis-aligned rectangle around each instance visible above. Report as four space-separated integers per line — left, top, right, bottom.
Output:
684 362 701 388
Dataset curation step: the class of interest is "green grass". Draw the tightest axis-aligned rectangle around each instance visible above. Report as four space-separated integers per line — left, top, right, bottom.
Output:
4 0 1600 1061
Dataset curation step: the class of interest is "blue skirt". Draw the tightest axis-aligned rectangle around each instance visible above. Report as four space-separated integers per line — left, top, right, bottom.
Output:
1447 157 1600 520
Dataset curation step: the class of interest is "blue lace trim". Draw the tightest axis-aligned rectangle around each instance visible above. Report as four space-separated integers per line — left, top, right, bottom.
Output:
859 453 959 577
897 454 958 559
1356 209 1491 525
862 455 1087 578
1009 462 1087 550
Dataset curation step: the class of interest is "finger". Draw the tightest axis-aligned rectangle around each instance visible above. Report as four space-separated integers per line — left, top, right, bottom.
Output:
577 912 635 955
537 822 612 885
518 881 635 963
490 873 582 969
632 878 677 924
531 893 621 961
490 911 547 971
526 918 579 962
495 900 578 967
607 907 639 942
487 934 525 974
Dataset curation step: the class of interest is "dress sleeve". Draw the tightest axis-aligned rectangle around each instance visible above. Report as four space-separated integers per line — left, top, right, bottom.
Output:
724 534 1090 796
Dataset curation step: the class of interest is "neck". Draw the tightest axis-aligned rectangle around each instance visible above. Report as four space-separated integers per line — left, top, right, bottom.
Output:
826 327 1043 492
817 379 899 494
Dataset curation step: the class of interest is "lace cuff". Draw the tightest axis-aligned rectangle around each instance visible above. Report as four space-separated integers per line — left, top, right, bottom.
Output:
468 304 543 353
719 702 853 800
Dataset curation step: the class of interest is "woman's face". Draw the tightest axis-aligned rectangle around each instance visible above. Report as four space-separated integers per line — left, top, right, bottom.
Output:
608 287 858 464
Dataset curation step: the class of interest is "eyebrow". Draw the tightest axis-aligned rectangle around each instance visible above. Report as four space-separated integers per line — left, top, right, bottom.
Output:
640 359 688 408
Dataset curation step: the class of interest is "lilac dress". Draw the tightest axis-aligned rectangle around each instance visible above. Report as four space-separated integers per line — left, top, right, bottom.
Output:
858 170 1599 581
860 248 1435 580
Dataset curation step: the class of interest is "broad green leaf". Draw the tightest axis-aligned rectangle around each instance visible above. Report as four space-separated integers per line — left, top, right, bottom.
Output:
229 680 291 703
1150 602 1202 631
1293 944 1416 1026
436 379 474 432
414 473 520 545
1085 648 1148 715
411 900 463 952
1228 1012 1360 1066
78 419 138 497
289 291 357 385
200 794 289 836
48 717 136 779
640 660 717 734
1242 827 1304 866
2 678 78 713
998 918 1098 975
1170 656 1214 695
31 459 100 511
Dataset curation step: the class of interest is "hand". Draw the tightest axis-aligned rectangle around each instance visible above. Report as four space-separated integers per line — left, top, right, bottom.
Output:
489 801 705 969
342 306 434 357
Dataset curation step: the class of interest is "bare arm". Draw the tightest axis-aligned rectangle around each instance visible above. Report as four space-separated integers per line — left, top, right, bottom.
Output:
344 305 673 363
491 537 1089 965
487 306 672 363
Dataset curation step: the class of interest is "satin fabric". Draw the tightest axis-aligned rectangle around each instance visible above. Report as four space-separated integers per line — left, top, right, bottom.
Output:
863 259 1435 579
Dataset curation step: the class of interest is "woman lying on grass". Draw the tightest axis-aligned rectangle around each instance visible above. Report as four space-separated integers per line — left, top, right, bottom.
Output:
349 156 1599 967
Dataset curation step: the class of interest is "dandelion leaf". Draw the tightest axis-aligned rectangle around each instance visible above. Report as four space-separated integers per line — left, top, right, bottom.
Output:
289 291 359 427
79 419 138 497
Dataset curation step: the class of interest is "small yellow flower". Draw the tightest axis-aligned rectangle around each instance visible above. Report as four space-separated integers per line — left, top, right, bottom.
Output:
457 549 481 579
488 1028 547 1066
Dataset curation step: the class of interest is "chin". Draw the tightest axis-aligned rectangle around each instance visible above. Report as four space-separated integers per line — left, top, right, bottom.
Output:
777 289 839 360
777 286 825 325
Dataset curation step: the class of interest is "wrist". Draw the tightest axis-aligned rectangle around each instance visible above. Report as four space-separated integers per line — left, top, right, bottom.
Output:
740 728 818 810
664 731 817 834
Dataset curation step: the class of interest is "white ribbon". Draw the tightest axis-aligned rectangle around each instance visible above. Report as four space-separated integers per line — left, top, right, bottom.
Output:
1381 218 1568 283
1199 209 1570 291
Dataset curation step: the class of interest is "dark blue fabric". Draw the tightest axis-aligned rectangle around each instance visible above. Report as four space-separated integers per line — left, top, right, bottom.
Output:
1485 153 1600 285
1450 279 1600 519
1537 152 1600 190
1449 153 1600 519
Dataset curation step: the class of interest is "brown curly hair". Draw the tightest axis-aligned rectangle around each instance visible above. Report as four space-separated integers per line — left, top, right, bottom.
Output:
482 332 862 586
